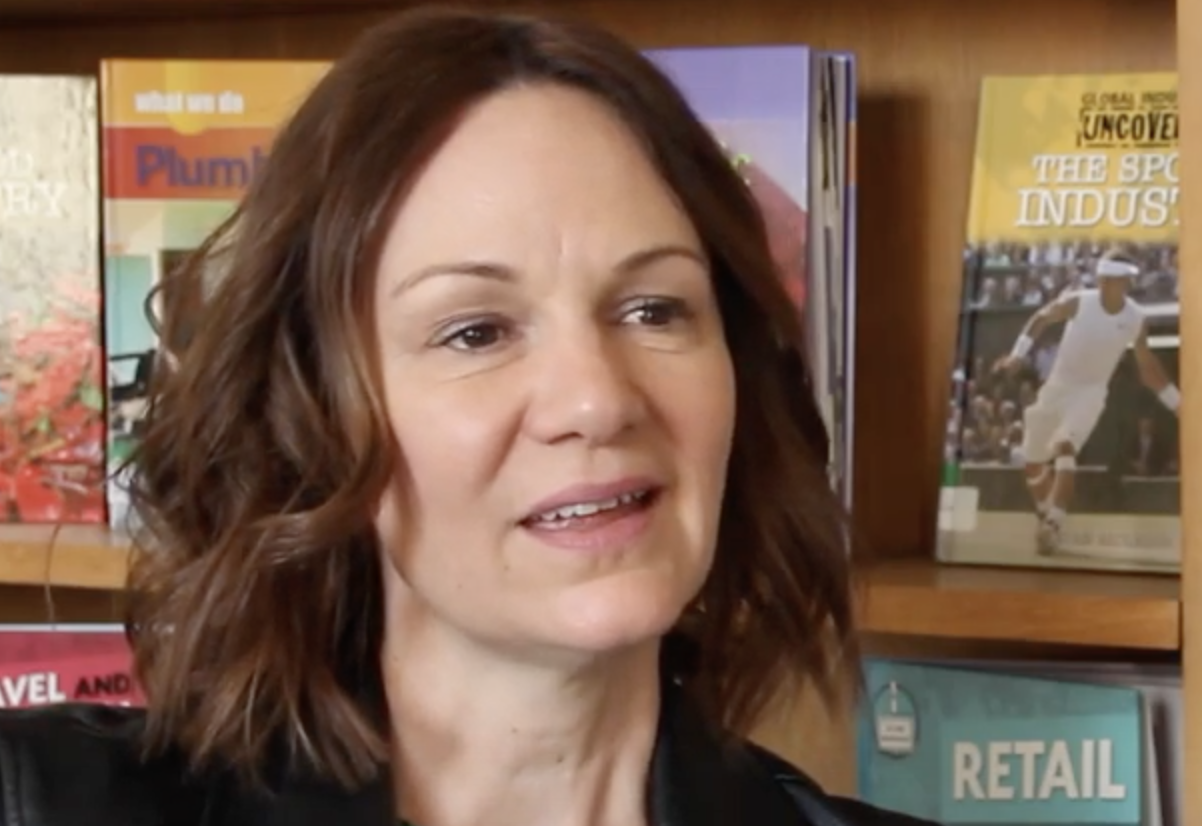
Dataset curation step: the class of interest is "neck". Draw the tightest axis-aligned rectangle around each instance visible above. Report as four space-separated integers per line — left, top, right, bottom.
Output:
380 596 662 826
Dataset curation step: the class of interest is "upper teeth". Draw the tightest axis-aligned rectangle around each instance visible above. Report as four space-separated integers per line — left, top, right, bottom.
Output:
533 491 644 522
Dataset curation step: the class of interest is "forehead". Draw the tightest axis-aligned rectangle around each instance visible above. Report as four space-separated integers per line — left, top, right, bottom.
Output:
376 83 701 274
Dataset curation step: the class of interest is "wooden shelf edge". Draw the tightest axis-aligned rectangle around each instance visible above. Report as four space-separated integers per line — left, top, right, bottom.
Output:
0 0 398 25
0 524 130 591
0 528 1184 652
856 558 1181 651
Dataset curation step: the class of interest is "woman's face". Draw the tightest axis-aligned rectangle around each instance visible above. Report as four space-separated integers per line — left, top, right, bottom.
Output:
372 83 736 662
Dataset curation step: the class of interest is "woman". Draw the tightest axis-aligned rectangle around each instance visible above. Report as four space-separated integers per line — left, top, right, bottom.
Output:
0 8 935 826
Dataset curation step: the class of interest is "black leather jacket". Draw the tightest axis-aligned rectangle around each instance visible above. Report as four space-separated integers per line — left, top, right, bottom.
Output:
0 683 937 826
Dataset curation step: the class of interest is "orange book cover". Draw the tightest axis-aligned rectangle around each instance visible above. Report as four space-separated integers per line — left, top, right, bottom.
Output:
100 60 329 531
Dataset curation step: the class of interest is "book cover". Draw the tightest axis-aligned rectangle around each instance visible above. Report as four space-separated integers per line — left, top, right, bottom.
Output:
938 73 1180 572
858 658 1146 825
100 60 329 531
0 624 138 708
643 46 858 510
643 45 812 312
0 75 104 524
823 51 858 511
953 659 1183 826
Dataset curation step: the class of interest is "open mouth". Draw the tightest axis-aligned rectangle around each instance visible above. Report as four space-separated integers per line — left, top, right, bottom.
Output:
520 487 661 531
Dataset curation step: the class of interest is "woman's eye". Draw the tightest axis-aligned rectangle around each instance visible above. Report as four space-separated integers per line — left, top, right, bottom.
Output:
437 319 509 351
622 297 691 327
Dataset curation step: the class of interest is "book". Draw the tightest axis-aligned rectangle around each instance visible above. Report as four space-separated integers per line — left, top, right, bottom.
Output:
952 659 1183 826
938 73 1180 572
0 624 138 708
100 59 329 532
0 75 105 524
857 657 1148 825
643 44 858 510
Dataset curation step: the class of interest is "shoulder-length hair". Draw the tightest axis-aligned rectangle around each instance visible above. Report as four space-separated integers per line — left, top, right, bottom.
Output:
126 5 859 789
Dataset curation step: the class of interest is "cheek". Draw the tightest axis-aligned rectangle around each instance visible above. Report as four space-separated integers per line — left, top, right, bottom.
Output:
381 367 517 503
646 345 736 532
675 348 736 466
374 377 510 582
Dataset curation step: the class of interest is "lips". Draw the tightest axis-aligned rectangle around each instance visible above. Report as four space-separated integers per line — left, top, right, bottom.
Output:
520 478 662 527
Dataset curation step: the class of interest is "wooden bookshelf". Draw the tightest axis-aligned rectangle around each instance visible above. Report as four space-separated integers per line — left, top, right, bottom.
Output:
0 583 126 624
0 526 1182 651
0 0 1196 818
0 525 130 591
1176 1 1201 821
0 0 390 22
0 0 1180 591
858 559 1180 651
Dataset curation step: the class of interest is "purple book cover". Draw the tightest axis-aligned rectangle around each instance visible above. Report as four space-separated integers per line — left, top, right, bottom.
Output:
644 46 811 313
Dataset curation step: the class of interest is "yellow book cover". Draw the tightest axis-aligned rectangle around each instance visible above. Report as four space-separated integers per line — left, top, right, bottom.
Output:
101 60 329 531
938 73 1180 573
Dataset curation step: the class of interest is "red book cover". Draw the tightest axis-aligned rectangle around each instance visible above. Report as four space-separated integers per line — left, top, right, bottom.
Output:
0 627 141 708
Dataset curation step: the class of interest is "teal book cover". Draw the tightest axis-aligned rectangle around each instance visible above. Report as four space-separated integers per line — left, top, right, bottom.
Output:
857 658 1145 825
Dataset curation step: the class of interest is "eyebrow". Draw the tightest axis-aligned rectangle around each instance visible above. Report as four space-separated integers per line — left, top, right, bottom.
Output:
389 243 708 298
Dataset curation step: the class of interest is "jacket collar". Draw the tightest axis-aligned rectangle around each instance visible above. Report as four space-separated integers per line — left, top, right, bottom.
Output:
208 674 802 826
647 677 805 826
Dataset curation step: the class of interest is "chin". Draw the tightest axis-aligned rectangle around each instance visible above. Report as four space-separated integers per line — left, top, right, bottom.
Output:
545 569 697 654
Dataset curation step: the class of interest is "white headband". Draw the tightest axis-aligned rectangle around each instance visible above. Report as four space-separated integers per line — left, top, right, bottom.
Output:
1096 259 1140 278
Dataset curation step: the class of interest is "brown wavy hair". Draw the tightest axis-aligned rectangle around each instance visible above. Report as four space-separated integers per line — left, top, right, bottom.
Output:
125 5 860 789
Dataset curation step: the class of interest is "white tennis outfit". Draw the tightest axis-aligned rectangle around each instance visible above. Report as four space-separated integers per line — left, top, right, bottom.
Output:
1021 288 1144 462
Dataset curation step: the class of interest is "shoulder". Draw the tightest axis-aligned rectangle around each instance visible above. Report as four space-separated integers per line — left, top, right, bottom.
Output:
657 678 941 826
1045 289 1083 318
743 742 942 826
1061 288 1090 306
0 703 196 825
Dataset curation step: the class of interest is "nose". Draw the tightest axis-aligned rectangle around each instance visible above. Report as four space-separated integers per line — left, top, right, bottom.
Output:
524 326 648 447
